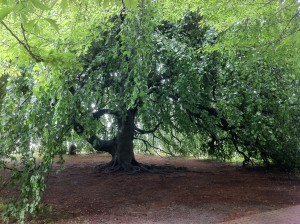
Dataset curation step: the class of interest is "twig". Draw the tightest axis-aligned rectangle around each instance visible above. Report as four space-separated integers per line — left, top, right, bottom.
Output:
17 94 32 110
21 23 32 53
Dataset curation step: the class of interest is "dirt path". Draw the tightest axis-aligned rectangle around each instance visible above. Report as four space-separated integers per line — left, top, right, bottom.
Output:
10 154 300 223
221 205 300 224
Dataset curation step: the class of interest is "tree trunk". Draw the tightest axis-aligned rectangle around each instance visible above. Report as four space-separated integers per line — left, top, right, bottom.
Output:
74 108 139 170
112 108 139 170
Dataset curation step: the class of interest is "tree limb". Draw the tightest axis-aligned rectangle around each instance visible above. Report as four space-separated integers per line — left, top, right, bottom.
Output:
134 137 174 157
134 122 162 134
170 129 182 146
134 137 150 153
21 23 32 54
1 21 41 62
152 133 177 157
230 131 254 166
73 122 116 155
17 94 32 110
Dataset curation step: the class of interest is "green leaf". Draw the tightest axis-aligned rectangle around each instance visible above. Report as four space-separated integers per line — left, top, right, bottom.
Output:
50 0 59 8
60 0 68 11
103 0 110 8
0 7 13 21
44 18 59 32
30 0 51 10
124 0 138 9
25 20 36 32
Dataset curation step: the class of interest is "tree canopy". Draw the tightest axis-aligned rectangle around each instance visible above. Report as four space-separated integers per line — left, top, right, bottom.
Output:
0 0 299 222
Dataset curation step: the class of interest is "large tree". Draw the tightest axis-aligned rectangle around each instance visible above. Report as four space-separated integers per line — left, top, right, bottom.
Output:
0 0 299 222
69 7 209 170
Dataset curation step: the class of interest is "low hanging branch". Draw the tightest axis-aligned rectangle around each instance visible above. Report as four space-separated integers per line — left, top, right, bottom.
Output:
230 131 254 166
186 103 255 166
170 129 182 146
134 137 175 157
152 133 177 157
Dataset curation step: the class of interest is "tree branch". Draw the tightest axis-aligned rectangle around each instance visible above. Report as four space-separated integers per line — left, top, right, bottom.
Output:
17 94 32 110
152 133 177 157
134 137 150 153
73 122 116 155
21 23 32 53
1 21 41 62
134 122 162 134
121 0 127 22
230 131 254 166
170 129 182 146
134 137 174 157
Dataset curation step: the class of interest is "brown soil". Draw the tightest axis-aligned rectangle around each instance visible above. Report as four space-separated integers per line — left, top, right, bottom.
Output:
4 154 300 223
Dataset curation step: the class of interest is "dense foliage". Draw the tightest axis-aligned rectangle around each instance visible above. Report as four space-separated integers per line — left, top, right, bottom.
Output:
0 0 299 222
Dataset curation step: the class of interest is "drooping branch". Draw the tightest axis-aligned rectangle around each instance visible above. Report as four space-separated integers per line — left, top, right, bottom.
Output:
134 137 175 157
134 122 162 134
1 21 41 62
186 104 233 131
170 129 182 146
17 94 32 110
152 133 177 156
134 137 150 154
230 131 254 166
186 103 254 165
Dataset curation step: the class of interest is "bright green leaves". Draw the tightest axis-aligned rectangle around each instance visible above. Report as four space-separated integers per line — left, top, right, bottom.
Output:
211 53 300 168
198 0 300 76
102 0 140 10
124 0 139 9
0 1 299 222
30 0 52 10
0 0 53 22
60 0 68 11
0 0 118 70
44 18 59 32
0 6 13 21
0 62 77 221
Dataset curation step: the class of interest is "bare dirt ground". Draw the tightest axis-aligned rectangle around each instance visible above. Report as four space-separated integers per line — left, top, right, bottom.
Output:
3 154 300 223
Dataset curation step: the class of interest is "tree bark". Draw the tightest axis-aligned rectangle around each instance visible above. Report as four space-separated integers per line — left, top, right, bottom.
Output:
74 108 139 170
112 108 139 170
